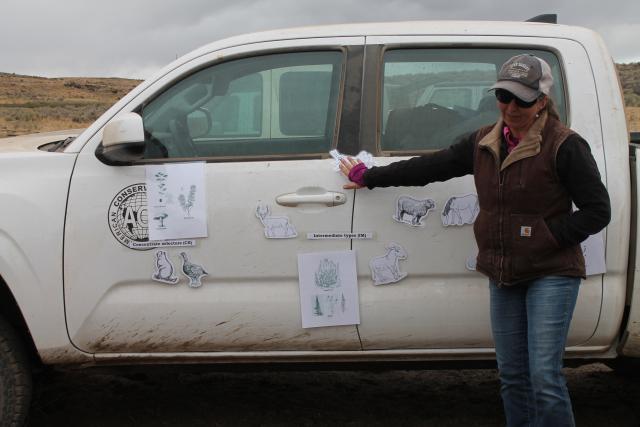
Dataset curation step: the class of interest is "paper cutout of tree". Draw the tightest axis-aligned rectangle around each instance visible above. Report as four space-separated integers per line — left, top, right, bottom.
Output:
313 296 323 316
154 213 168 228
341 293 346 313
154 172 168 203
314 259 339 289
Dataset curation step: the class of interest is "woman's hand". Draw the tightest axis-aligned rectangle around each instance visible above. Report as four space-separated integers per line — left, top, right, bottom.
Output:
339 157 365 189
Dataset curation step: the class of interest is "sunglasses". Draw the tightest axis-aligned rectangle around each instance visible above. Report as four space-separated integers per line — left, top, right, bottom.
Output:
494 89 538 108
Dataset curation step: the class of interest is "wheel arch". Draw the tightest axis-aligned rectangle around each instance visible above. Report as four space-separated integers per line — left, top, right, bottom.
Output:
0 276 41 366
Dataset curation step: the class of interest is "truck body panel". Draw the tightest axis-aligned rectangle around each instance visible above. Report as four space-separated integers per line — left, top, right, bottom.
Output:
0 21 634 365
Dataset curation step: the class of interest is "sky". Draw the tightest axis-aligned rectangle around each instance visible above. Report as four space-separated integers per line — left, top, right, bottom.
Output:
1 0 638 79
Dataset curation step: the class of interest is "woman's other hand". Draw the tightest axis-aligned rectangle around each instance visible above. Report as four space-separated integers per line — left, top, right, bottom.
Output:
340 157 366 189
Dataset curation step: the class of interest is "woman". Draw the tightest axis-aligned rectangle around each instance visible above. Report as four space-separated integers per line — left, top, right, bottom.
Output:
340 54 610 427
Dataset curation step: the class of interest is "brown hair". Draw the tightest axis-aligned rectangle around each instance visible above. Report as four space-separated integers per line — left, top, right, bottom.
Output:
541 96 560 120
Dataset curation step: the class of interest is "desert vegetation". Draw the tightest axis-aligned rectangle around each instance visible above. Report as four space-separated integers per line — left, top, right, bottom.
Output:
0 63 639 139
617 62 640 132
0 73 140 137
618 63 640 106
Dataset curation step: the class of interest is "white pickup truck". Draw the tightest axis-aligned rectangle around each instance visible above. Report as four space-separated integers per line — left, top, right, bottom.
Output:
1 17 639 426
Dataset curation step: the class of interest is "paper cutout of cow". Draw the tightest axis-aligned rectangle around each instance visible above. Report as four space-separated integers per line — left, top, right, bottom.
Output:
393 195 436 227
441 194 479 226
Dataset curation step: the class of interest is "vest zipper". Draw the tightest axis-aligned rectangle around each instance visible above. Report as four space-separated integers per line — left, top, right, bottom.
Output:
482 143 507 286
492 146 506 287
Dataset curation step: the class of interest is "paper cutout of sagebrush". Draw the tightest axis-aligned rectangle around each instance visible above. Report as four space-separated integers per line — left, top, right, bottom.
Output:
152 250 180 284
179 252 208 288
370 242 408 285
442 194 479 226
312 259 344 318
255 201 297 239
393 195 436 227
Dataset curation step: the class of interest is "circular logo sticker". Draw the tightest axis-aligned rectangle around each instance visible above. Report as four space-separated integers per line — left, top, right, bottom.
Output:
108 183 152 250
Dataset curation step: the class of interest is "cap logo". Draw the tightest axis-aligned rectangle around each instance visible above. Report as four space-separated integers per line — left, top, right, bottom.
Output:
506 62 531 79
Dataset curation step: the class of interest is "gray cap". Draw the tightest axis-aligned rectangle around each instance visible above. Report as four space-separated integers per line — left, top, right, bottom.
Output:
490 54 553 102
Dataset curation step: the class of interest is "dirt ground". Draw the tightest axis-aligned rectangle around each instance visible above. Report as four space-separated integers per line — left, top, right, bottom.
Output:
25 362 639 426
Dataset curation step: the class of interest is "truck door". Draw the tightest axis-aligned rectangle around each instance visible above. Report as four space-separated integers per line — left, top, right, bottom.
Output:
64 39 365 353
352 38 605 351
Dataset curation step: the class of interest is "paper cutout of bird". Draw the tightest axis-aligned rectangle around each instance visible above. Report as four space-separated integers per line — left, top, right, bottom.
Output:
179 252 209 288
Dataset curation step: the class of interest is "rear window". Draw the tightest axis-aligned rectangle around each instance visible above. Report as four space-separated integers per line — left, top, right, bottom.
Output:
381 48 566 153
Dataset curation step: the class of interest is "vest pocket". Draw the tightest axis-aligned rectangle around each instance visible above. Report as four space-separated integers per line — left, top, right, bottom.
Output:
510 213 563 276
473 210 497 272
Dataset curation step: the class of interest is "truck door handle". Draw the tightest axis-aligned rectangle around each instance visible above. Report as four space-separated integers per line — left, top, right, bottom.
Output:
276 190 347 207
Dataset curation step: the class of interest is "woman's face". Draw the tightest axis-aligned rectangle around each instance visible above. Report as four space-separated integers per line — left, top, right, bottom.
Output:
497 92 547 132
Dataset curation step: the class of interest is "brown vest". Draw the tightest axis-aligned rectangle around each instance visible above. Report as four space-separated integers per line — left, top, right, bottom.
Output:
472 112 585 284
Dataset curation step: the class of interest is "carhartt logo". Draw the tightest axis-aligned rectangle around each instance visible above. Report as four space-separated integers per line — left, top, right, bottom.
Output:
520 226 532 237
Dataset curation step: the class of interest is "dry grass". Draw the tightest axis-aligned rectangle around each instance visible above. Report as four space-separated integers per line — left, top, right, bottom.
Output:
618 62 640 107
0 73 140 137
627 106 640 132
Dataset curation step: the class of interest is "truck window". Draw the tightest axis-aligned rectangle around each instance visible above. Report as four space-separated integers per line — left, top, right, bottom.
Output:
381 48 566 153
279 70 334 136
141 51 343 160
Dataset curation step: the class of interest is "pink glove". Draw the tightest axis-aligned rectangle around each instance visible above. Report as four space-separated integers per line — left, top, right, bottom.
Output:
348 162 368 186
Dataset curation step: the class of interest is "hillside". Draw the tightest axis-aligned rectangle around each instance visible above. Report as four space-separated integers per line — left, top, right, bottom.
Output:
0 62 639 138
618 62 640 107
0 73 141 137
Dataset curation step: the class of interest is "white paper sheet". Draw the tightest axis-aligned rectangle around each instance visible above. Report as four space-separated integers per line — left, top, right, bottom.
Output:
297 250 360 328
329 149 375 171
466 246 478 271
582 232 606 276
146 163 208 240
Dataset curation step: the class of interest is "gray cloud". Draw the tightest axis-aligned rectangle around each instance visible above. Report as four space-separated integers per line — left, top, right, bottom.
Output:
1 0 638 78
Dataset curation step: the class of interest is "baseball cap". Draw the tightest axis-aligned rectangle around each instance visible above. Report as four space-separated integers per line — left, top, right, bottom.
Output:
489 54 553 102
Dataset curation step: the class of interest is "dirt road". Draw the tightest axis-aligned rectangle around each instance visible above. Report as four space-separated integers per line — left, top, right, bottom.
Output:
26 363 638 426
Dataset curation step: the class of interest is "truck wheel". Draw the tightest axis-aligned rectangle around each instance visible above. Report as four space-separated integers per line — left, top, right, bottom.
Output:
0 316 32 427
606 357 640 378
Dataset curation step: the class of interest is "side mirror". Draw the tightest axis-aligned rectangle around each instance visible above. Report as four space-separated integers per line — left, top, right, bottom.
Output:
187 108 212 139
103 112 144 147
96 113 146 166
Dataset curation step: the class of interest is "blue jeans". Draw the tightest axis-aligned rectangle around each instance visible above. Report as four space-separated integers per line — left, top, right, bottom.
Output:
490 276 580 427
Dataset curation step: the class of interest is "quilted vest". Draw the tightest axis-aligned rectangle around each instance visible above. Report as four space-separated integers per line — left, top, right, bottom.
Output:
472 112 585 284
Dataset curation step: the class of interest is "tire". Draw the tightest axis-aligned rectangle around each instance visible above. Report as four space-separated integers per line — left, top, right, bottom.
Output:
0 316 32 427
606 356 640 378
